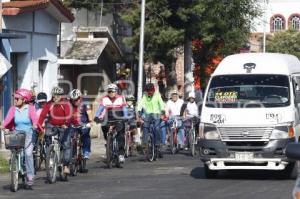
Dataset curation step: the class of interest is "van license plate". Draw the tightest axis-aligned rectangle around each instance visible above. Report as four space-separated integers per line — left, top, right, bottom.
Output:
235 152 254 161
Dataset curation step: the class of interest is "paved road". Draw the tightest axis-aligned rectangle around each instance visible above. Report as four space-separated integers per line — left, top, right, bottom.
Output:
0 150 296 199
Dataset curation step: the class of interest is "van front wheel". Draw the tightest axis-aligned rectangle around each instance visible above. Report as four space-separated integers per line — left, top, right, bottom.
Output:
204 164 218 179
281 162 298 179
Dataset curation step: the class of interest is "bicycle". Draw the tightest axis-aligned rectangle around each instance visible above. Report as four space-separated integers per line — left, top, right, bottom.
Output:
106 120 124 168
185 117 199 157
142 118 160 162
125 122 136 157
70 124 89 175
45 126 68 183
169 116 183 154
4 131 27 192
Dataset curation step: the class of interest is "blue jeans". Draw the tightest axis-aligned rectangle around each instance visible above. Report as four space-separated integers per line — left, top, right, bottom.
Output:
24 132 34 179
160 120 168 145
80 127 91 154
142 114 161 146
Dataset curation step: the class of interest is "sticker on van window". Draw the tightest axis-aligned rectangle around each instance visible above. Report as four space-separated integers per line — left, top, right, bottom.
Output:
215 91 238 103
210 114 226 124
266 113 282 123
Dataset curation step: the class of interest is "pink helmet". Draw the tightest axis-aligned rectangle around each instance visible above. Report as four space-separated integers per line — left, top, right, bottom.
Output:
14 88 32 102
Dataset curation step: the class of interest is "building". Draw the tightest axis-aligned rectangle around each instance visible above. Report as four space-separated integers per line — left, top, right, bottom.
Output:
59 8 134 112
1 0 73 114
251 0 300 52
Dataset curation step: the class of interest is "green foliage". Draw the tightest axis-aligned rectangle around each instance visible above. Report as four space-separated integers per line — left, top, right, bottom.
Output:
0 154 9 173
266 29 300 58
63 0 113 12
120 0 261 65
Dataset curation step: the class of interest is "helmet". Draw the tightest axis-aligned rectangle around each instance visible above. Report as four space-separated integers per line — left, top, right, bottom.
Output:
188 91 196 99
144 83 155 92
14 88 32 102
51 86 64 95
106 83 118 92
69 89 82 100
126 95 135 101
37 92 47 102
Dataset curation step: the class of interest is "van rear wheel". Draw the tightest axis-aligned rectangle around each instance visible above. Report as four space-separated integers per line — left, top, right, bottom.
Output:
204 164 218 179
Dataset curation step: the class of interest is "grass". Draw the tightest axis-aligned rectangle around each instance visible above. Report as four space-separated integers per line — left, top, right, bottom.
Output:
0 154 9 173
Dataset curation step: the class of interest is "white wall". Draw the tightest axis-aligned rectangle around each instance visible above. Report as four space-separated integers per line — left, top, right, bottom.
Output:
252 0 300 33
3 10 60 97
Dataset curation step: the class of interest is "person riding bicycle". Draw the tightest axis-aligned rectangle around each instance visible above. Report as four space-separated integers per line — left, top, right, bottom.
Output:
37 86 72 174
166 90 185 149
33 92 48 142
181 91 200 149
3 88 38 188
94 83 128 163
137 83 165 154
125 95 138 155
69 89 92 161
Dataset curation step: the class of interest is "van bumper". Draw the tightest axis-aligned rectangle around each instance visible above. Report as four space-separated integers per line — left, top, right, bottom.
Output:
198 138 295 170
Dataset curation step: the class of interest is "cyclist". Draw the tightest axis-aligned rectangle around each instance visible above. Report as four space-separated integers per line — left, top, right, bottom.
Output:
181 91 200 149
69 89 92 161
33 92 48 141
166 90 185 149
3 88 38 188
38 86 72 174
125 95 137 155
94 83 128 163
137 83 165 154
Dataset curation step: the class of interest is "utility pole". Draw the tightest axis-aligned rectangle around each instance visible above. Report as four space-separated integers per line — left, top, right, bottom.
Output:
137 0 145 101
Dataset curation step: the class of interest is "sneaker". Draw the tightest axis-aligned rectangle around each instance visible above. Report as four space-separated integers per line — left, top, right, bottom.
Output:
27 176 34 186
63 166 70 174
118 155 125 163
84 151 90 159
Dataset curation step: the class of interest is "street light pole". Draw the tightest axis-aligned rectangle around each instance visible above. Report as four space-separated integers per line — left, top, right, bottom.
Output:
263 0 268 53
137 0 145 101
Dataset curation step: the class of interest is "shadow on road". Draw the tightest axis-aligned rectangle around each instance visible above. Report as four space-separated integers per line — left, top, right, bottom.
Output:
190 166 293 180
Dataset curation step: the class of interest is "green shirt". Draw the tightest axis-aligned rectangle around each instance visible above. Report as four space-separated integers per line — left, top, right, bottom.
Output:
137 92 165 114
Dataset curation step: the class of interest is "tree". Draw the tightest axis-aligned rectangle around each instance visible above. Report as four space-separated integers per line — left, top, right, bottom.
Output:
266 29 300 58
120 0 261 91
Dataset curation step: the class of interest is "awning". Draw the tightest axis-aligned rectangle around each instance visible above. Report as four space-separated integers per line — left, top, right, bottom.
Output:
0 53 12 78
59 38 108 65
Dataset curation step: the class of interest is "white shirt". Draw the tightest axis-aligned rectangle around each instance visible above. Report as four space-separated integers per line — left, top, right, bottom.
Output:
166 99 184 116
186 102 199 117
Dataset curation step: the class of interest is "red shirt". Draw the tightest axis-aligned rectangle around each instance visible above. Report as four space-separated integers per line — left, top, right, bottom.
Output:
38 99 71 129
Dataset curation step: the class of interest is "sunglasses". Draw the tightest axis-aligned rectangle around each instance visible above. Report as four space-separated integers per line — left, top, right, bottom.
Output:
108 91 116 93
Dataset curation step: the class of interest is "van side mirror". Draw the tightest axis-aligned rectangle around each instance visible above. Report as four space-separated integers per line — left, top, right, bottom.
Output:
286 143 300 160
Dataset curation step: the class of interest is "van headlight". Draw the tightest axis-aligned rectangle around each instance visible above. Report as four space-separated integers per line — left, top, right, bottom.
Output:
200 123 220 140
270 125 294 140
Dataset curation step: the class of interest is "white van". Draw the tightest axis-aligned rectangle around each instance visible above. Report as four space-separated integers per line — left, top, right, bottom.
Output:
198 53 300 178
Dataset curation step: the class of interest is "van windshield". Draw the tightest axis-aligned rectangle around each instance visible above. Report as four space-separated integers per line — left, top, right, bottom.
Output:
206 75 290 108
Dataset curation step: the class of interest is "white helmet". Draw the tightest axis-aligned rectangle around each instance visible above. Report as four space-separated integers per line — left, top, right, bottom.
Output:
106 83 118 92
69 89 82 100
188 91 196 99
51 86 64 95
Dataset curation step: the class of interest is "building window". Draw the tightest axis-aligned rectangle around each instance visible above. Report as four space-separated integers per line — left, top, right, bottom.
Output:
271 15 285 32
290 15 300 30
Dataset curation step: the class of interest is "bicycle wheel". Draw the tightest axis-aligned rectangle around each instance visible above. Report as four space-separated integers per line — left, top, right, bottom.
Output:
34 142 42 172
146 134 155 162
70 139 78 176
170 130 177 155
125 132 130 158
189 129 196 157
46 145 57 183
10 152 19 192
106 133 113 168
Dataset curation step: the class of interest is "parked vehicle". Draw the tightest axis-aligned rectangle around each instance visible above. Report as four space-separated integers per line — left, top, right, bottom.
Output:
198 53 300 179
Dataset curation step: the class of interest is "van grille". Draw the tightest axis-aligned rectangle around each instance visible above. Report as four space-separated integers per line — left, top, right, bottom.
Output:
218 127 273 141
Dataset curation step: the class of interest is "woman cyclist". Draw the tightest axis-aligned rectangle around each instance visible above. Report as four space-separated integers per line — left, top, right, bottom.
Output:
3 88 38 189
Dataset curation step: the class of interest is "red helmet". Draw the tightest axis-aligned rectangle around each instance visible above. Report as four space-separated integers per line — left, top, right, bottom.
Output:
14 88 32 102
